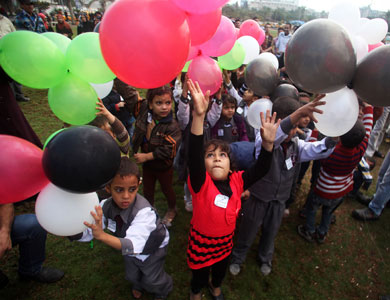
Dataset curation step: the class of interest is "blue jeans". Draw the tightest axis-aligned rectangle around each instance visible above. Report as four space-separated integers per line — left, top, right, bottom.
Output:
305 194 343 235
369 149 390 216
11 214 47 276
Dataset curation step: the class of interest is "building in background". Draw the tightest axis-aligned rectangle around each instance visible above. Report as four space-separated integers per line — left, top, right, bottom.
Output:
249 0 299 11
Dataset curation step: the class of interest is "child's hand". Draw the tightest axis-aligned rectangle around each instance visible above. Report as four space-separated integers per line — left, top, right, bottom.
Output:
260 110 280 152
84 205 104 240
96 99 115 124
223 69 231 85
187 79 210 118
294 94 325 123
134 152 153 164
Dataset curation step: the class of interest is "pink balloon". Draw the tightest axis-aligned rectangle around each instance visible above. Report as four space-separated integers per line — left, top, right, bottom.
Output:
188 55 222 95
238 20 261 40
0 135 49 204
187 8 221 46
368 42 384 52
100 0 190 89
199 16 236 57
257 27 266 46
172 0 229 14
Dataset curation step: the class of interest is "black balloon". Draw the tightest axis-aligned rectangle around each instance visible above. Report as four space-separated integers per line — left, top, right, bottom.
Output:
42 126 121 193
352 45 390 107
244 57 278 97
271 83 299 102
285 19 356 93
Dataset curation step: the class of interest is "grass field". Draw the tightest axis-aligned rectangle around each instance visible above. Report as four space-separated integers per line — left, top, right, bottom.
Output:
1 86 390 300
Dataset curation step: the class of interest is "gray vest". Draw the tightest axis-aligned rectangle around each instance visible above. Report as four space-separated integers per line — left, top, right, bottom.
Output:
249 137 299 203
102 194 167 255
236 102 255 142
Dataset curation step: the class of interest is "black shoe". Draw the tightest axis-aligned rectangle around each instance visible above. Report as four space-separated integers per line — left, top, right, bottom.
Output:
352 208 379 221
0 270 9 289
315 231 326 244
374 151 385 158
19 267 64 283
297 224 315 242
355 192 373 206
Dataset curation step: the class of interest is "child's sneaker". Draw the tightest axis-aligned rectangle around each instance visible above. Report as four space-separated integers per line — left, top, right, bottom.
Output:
259 263 272 276
297 224 315 242
229 263 241 276
283 208 290 217
185 201 193 212
316 231 326 244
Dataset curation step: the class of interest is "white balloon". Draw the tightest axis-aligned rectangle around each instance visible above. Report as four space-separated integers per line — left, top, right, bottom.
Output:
246 98 273 129
90 80 114 99
313 87 359 137
258 52 279 70
351 35 368 63
237 35 260 64
36 183 99 236
359 18 388 45
328 1 360 34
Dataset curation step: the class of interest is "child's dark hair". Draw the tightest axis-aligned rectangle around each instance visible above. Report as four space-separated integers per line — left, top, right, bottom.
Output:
204 139 237 171
89 115 109 128
272 96 300 120
340 120 365 148
117 157 141 181
146 85 172 103
222 94 237 108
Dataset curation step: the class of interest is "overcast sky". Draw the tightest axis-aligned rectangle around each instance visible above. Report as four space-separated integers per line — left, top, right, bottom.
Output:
229 0 390 12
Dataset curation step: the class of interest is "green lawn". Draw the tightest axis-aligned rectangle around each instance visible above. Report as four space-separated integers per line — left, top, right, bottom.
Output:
1 87 390 300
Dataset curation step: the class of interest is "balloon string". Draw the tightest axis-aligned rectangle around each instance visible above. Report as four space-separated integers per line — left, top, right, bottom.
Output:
90 240 94 249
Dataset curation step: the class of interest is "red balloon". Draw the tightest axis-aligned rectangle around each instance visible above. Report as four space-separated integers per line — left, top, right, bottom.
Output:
99 0 190 88
368 42 384 52
188 55 222 95
257 27 266 46
0 135 49 204
238 20 261 40
172 0 228 15
187 8 222 46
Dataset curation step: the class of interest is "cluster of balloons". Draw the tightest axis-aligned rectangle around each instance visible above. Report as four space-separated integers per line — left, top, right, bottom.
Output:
284 1 389 137
0 126 121 236
0 31 116 125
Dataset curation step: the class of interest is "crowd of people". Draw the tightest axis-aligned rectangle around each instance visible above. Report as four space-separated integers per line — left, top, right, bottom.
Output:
1 2 390 300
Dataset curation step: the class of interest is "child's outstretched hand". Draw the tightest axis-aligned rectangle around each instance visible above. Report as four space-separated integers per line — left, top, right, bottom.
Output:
294 94 326 123
260 110 280 152
187 79 210 118
84 205 104 240
96 98 115 124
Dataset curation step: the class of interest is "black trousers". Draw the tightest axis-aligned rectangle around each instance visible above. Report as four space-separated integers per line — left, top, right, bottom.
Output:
190 256 230 294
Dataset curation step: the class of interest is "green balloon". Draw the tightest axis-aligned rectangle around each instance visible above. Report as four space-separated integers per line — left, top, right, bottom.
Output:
48 73 98 125
43 128 66 149
42 32 71 55
182 60 191 72
0 31 67 89
66 32 116 84
218 42 246 70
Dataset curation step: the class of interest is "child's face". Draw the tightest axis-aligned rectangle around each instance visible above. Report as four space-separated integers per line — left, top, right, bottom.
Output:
298 116 310 128
149 93 172 120
221 103 236 120
204 145 230 181
106 174 140 209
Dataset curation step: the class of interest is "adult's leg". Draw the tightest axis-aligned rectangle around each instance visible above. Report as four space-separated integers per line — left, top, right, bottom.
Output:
365 107 390 158
11 214 46 276
142 165 157 206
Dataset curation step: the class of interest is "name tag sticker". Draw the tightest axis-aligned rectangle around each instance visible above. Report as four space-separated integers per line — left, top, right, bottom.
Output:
285 157 293 170
237 107 243 114
214 194 229 208
107 219 116 232
218 129 224 136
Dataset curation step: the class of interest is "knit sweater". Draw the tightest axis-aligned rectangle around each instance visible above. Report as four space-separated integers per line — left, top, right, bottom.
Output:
314 106 373 199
